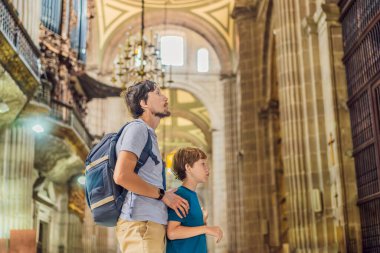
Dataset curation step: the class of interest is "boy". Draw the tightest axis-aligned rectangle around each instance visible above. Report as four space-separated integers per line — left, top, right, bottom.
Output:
166 147 223 253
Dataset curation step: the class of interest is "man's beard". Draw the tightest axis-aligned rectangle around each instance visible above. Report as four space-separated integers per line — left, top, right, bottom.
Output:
155 110 171 118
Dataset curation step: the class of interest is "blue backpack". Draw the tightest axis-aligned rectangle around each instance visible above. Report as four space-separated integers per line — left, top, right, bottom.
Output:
84 121 164 227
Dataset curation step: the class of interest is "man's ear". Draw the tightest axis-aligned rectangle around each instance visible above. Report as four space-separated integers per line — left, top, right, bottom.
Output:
140 99 148 109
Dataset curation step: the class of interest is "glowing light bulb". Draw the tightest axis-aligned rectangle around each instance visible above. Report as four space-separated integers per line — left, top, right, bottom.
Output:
32 124 44 133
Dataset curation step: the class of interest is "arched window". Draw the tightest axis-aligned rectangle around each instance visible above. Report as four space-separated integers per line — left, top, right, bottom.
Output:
197 48 209 72
160 36 184 66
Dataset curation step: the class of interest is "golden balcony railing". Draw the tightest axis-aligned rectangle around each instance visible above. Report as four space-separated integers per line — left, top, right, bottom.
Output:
0 0 40 97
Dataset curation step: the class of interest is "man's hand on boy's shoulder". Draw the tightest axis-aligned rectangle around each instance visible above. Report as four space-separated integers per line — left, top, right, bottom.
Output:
162 188 190 219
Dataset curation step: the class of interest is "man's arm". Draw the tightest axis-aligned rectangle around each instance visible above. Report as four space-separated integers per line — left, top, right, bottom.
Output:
114 151 159 197
167 221 223 243
113 151 189 218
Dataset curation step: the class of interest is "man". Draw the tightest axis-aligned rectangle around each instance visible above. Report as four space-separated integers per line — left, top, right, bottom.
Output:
113 80 189 253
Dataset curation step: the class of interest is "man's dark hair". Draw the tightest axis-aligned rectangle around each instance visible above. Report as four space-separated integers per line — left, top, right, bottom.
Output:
124 80 157 118
172 147 207 181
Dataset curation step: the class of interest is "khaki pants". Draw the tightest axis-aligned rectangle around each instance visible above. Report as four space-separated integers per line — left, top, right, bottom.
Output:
116 219 166 253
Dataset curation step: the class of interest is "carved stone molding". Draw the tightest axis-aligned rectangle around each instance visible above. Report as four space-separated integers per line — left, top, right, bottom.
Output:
33 177 57 208
301 17 318 35
34 131 86 183
314 3 341 27
220 73 237 81
68 185 85 221
40 26 84 76
259 99 279 119
231 5 258 20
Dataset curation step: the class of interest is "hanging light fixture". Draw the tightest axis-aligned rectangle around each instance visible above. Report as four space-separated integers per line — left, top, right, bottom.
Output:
111 0 167 88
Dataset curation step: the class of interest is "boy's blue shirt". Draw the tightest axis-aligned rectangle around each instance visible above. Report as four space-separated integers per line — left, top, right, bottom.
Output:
166 186 207 253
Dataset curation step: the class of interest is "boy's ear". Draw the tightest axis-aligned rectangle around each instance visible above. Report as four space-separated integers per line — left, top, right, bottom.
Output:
185 163 191 172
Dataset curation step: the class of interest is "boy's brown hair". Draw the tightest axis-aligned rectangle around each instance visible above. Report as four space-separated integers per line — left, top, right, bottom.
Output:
172 147 207 181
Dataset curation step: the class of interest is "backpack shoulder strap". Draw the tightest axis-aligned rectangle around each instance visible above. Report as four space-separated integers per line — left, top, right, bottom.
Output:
115 121 131 139
135 129 159 173
135 130 165 190
108 122 131 167
113 120 159 173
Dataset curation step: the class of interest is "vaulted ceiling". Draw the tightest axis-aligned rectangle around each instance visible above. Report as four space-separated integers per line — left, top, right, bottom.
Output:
94 0 235 50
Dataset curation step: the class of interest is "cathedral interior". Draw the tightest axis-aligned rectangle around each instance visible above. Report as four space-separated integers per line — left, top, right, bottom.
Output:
0 0 379 252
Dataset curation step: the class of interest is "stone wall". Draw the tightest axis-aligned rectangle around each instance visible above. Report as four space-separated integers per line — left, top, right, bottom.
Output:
232 0 361 252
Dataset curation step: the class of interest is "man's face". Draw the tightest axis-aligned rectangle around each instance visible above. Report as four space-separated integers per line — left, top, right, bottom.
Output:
146 87 171 118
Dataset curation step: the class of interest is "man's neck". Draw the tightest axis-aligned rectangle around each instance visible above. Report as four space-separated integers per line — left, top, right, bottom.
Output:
140 113 160 130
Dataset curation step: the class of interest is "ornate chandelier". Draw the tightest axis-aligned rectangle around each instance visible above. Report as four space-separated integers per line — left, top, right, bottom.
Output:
111 0 170 88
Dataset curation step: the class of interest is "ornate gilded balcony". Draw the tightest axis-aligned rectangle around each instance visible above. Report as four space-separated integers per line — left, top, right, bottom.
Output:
30 84 93 163
0 0 40 98
49 99 93 149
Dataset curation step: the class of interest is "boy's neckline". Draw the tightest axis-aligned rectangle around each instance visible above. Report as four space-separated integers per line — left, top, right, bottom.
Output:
181 185 196 193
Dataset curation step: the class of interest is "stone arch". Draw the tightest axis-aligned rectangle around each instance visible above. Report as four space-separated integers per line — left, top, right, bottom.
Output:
168 81 222 131
171 108 212 146
165 130 208 150
100 10 233 76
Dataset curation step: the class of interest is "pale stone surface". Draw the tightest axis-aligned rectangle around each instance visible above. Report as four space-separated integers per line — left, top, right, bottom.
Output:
230 0 360 252
0 124 34 238
10 0 42 46
0 70 27 130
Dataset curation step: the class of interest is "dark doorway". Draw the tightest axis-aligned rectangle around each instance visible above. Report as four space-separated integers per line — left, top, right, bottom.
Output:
37 221 48 253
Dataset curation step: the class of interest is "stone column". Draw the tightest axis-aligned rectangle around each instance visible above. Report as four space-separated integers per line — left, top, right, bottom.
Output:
275 0 319 251
67 213 83 253
211 111 228 253
313 4 361 252
222 74 245 253
83 205 118 253
82 205 96 253
233 2 272 251
48 186 69 253
0 122 35 238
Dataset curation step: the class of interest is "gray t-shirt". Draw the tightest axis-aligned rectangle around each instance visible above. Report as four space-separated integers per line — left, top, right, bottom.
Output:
115 119 168 225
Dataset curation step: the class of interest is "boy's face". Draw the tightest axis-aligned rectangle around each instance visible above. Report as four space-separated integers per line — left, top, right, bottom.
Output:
145 87 170 118
187 158 209 183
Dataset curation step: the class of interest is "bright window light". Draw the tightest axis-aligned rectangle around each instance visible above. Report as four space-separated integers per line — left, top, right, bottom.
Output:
32 124 44 133
197 48 209 72
160 36 184 66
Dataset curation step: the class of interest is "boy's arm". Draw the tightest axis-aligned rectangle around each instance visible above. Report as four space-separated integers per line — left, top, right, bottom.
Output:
167 221 223 242
201 207 208 225
114 151 189 218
